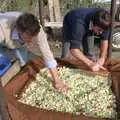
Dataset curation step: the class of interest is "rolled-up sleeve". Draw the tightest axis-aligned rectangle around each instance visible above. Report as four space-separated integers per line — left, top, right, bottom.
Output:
100 30 109 40
44 59 57 69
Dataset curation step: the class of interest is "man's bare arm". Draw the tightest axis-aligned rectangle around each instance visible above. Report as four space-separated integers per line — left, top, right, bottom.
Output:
70 48 93 67
98 40 108 65
70 48 106 71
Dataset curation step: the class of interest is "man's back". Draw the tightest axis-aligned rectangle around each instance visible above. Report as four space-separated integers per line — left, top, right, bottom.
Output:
64 8 104 26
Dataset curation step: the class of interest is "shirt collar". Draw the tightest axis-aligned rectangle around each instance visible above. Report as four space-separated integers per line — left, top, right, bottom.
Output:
11 28 25 45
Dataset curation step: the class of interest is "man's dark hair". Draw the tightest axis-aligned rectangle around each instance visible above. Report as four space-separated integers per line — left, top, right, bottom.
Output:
16 13 40 36
92 9 111 30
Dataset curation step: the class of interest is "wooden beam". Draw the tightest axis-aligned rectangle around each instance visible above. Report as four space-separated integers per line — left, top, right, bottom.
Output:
44 22 62 28
38 0 44 27
108 0 116 58
48 0 54 22
53 0 61 22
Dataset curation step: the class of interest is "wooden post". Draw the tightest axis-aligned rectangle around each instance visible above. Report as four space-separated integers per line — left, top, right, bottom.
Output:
48 0 54 21
38 0 44 27
53 0 61 22
108 0 116 58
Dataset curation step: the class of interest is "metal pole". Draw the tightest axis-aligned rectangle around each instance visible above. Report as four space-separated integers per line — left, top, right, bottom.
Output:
0 80 10 120
38 0 44 27
107 0 116 58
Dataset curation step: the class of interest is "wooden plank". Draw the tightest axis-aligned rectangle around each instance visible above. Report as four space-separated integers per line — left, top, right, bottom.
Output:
48 0 54 21
38 0 44 27
53 0 61 22
44 22 63 28
1 61 21 87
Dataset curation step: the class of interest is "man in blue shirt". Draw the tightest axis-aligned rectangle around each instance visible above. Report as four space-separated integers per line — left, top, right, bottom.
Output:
62 8 110 71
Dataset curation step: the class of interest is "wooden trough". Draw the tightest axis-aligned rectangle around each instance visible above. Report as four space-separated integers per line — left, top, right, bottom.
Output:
3 57 120 120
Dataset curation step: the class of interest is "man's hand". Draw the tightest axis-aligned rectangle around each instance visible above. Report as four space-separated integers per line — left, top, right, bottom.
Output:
89 62 106 72
53 79 69 93
49 67 69 93
89 63 100 71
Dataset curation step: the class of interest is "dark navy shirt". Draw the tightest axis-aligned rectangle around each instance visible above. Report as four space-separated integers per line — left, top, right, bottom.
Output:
63 8 109 49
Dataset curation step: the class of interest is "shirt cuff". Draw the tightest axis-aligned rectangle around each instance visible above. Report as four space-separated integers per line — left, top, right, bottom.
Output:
44 59 57 69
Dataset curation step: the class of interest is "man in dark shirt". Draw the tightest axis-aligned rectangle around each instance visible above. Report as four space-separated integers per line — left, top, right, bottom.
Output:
61 8 110 71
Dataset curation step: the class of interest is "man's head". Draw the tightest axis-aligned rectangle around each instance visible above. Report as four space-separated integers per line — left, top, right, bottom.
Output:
16 13 40 42
92 9 111 35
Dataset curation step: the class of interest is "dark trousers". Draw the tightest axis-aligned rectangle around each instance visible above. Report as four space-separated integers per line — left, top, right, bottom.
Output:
61 35 94 58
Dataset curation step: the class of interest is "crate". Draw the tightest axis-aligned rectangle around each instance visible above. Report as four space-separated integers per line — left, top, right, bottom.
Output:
4 57 120 120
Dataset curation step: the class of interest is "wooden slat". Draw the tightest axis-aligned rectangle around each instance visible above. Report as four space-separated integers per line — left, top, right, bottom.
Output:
48 0 54 21
53 0 61 22
1 61 21 87
44 22 63 28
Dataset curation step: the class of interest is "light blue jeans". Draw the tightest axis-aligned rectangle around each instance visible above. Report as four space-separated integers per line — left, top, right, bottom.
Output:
0 46 28 66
